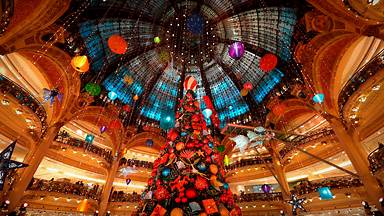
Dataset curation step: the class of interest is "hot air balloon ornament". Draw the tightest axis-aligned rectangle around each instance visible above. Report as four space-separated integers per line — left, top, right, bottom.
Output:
43 88 63 106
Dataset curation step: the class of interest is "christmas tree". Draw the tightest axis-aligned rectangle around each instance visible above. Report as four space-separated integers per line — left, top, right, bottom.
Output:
134 89 242 216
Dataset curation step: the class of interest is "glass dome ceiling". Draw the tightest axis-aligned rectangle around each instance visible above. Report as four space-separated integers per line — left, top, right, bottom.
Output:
74 0 301 128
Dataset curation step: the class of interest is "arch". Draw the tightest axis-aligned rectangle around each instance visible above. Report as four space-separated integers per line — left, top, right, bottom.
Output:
125 132 166 151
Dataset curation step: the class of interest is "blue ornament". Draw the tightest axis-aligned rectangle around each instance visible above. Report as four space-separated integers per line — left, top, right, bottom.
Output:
313 93 324 104
108 91 118 101
146 139 154 147
318 187 333 200
161 167 171 177
85 134 95 144
202 108 213 119
160 110 175 130
181 132 188 137
208 142 214 148
223 183 229 190
196 162 207 172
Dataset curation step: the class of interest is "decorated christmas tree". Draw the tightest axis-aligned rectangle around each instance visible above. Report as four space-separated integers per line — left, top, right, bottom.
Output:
134 88 241 216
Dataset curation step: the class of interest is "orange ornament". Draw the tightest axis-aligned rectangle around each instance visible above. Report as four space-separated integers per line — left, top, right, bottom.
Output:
219 205 230 216
71 55 89 73
176 142 185 151
209 164 218 174
133 94 139 101
170 208 183 216
108 35 128 54
199 213 208 216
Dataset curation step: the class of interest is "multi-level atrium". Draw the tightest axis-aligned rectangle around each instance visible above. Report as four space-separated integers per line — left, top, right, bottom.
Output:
0 0 384 215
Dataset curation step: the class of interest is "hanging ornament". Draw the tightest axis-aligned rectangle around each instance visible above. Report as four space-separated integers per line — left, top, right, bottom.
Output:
108 91 118 101
125 178 132 185
259 53 278 72
123 75 133 86
217 145 225 152
312 93 324 104
202 108 213 119
146 139 154 147
85 134 95 144
223 183 229 190
224 155 230 166
209 164 218 174
123 104 131 112
133 94 139 101
85 83 101 96
43 88 63 106
318 187 334 200
228 42 245 60
154 36 161 44
71 55 89 73
230 135 249 153
0 141 28 190
288 194 306 215
197 162 207 172
261 184 272 193
100 125 107 134
161 167 171 177
240 88 249 96
108 35 128 54
184 76 197 91
243 82 253 91
160 110 175 130
185 188 198 199
119 167 137 177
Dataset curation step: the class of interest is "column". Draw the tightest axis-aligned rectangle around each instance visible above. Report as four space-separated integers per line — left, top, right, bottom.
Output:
327 116 384 210
7 122 64 210
98 157 120 215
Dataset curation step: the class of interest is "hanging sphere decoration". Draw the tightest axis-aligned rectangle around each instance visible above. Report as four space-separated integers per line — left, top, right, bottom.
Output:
313 93 324 104
240 88 249 96
154 36 161 44
71 55 89 73
160 110 175 130
133 94 139 101
261 184 272 193
146 139 154 147
123 104 131 112
202 108 213 119
228 42 245 60
161 167 171 177
243 82 253 91
85 83 101 96
108 91 118 101
259 53 278 72
100 125 107 134
108 35 128 54
184 76 197 91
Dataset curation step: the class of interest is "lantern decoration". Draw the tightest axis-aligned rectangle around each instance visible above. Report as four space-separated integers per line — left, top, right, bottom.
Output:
202 108 213 119
71 55 89 73
261 184 272 193
108 35 128 54
160 110 175 130
100 125 107 134
85 83 101 96
259 53 278 72
243 82 253 91
123 104 131 112
224 155 230 166
228 41 245 60
85 134 95 144
240 88 249 96
313 93 324 104
154 36 161 44
108 119 121 129
318 187 334 200
43 88 63 106
108 91 118 101
123 75 133 86
272 103 286 116
146 139 154 147
186 13 205 35
133 94 139 101
184 76 197 91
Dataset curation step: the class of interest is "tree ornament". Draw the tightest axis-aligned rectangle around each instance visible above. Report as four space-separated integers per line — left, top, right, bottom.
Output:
223 183 229 190
126 178 131 185
288 194 306 215
123 75 133 86
185 188 198 199
71 55 89 73
209 164 218 174
152 204 167 216
217 145 225 152
202 108 213 119
259 53 278 72
243 82 253 91
228 42 245 60
133 94 139 101
224 155 230 166
161 167 171 177
195 176 209 190
154 36 161 44
170 208 183 216
85 83 101 96
108 35 128 54
160 110 175 130
261 184 272 193
175 142 185 151
219 205 230 216
197 162 207 172
0 141 28 189
146 139 154 147
240 88 249 96
202 199 219 214
85 134 94 144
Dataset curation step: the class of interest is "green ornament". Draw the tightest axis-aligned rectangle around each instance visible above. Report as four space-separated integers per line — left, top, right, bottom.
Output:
154 36 161 44
217 145 225 153
85 83 101 96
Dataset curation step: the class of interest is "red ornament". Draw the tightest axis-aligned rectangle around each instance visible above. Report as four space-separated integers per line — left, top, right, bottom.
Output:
154 186 170 201
195 176 209 191
243 82 253 91
167 129 179 141
108 119 121 129
184 76 198 91
259 53 278 72
108 35 128 54
123 104 131 112
185 188 198 199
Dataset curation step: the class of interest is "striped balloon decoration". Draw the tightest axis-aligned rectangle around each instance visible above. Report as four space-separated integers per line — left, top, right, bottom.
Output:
184 76 197 91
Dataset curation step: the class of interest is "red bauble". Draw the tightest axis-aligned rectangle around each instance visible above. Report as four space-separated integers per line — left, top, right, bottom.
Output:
108 35 128 54
195 176 209 191
184 76 197 91
185 188 198 199
181 197 188 203
259 53 278 72
154 186 170 201
243 82 253 90
167 129 179 141
123 104 131 112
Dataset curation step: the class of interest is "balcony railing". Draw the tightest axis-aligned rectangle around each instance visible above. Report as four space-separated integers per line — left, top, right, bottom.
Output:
0 74 48 135
236 192 283 203
109 191 141 203
27 178 102 201
119 157 153 169
368 144 384 174
338 49 384 117
54 131 113 164
225 157 273 171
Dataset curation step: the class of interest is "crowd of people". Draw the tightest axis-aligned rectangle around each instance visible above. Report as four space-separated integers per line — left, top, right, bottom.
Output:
27 178 102 200
292 176 363 195
109 191 141 202
55 130 113 164
368 143 384 173
119 158 153 169
224 157 272 171
235 192 283 203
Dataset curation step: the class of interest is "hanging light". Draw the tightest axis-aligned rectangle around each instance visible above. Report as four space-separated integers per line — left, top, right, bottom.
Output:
228 42 245 60
312 93 324 104
108 91 118 101
259 53 278 72
108 35 128 54
154 36 161 44
71 56 89 73
202 108 213 119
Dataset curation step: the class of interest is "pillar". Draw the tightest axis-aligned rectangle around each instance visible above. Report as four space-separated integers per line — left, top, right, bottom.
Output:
7 122 64 210
327 116 384 210
98 157 120 216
